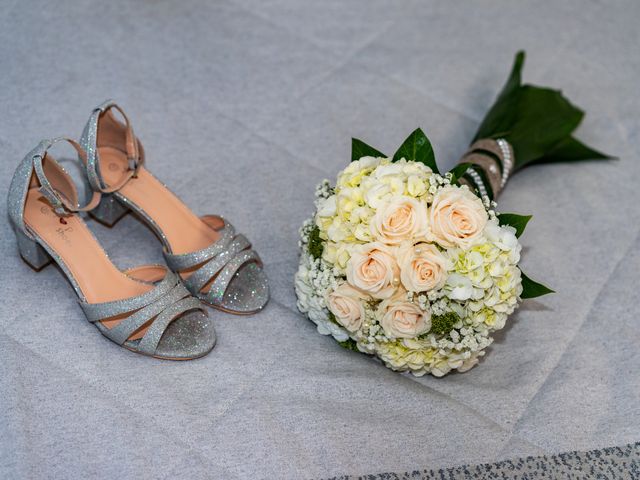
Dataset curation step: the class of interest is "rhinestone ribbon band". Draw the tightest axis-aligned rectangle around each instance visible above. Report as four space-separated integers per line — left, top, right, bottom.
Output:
458 138 514 199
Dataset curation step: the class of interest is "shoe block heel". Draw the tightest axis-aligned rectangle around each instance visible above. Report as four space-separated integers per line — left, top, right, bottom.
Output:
16 230 52 272
90 194 130 227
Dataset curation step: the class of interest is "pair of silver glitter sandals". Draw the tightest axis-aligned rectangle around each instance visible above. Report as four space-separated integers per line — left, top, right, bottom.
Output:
7 100 269 360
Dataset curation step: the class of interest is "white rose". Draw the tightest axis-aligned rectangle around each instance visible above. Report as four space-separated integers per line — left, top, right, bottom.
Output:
398 243 449 293
370 196 429 245
326 283 367 333
346 242 399 299
429 186 488 249
379 293 431 339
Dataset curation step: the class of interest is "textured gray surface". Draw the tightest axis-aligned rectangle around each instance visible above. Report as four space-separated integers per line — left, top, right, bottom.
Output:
1 1 639 479
328 442 640 480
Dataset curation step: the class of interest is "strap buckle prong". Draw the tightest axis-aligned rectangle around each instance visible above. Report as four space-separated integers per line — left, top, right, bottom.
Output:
128 156 140 177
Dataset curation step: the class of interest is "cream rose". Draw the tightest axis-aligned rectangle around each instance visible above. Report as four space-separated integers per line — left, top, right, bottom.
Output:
398 243 449 292
327 283 367 333
429 186 488 249
370 195 429 245
346 242 399 299
379 292 431 339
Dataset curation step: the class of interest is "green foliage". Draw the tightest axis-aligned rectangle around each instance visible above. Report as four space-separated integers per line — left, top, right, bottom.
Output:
338 338 360 352
449 162 471 185
393 128 439 173
506 85 583 166
474 51 525 143
352 138 385 161
498 213 532 238
430 311 460 336
532 136 613 164
520 270 555 299
473 51 611 171
307 225 323 260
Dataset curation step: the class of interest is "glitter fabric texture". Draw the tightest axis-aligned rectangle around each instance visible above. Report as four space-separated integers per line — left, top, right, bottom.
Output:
7 140 217 360
81 100 270 315
90 272 215 358
167 226 269 314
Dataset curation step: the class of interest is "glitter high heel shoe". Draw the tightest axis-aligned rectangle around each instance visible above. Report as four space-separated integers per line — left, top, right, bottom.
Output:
81 100 269 314
7 137 216 359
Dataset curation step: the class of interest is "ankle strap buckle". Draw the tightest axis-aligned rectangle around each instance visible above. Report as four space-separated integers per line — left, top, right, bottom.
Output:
91 100 143 184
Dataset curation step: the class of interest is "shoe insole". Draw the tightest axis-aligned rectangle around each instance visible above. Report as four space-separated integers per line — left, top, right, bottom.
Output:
24 189 155 340
99 147 222 289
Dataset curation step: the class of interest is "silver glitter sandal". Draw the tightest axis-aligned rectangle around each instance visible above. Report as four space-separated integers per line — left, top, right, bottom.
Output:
7 137 216 360
80 100 269 314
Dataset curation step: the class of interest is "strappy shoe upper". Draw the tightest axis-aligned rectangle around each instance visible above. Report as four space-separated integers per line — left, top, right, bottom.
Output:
7 137 216 359
80 100 269 314
163 215 268 313
8 138 101 241
84 266 214 359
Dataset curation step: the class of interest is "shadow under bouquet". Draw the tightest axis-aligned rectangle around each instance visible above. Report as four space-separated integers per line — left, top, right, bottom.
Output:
294 52 610 377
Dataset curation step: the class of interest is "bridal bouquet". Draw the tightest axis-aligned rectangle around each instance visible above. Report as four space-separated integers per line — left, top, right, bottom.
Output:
295 52 609 377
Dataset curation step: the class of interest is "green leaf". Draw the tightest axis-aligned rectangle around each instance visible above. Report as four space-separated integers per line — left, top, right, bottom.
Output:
506 85 584 167
393 128 438 172
352 138 385 162
449 162 471 184
307 225 323 260
520 271 554 299
338 338 360 352
531 136 613 164
498 213 532 238
473 51 526 142
471 51 609 173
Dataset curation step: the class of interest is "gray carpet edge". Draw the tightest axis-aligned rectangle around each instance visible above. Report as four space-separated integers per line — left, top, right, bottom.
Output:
322 442 639 480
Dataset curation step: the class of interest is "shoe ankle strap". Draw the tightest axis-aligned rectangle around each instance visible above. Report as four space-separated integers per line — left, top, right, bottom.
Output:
32 137 102 216
81 99 145 194
8 137 103 239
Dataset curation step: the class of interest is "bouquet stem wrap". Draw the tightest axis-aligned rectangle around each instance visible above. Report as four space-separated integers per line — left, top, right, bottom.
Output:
457 51 610 201
458 138 514 199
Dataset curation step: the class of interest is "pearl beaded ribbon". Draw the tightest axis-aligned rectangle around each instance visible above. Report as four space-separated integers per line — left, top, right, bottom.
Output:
458 138 514 199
